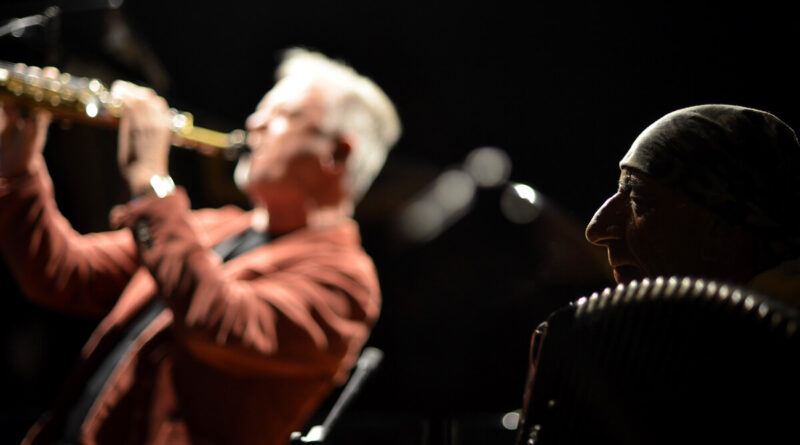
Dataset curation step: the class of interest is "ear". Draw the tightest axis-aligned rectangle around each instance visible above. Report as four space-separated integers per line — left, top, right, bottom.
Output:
332 134 353 165
701 216 752 263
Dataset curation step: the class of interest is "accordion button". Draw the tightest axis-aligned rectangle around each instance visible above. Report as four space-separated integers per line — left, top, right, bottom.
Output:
528 424 541 444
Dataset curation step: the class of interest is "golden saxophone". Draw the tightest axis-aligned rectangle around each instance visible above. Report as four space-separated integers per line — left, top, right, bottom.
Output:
0 61 248 156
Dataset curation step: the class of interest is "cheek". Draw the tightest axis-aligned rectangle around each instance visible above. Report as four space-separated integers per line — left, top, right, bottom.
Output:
249 134 297 177
286 154 327 186
624 220 651 269
626 210 706 277
248 151 276 178
625 212 673 275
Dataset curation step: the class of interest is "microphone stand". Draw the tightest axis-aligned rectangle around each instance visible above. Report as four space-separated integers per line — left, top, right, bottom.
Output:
0 6 60 39
1 1 123 65
290 347 384 443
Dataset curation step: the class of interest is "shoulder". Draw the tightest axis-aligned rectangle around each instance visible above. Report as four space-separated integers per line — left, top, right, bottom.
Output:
192 205 247 229
288 219 362 246
274 219 368 261
270 220 377 281
189 205 251 244
192 204 247 225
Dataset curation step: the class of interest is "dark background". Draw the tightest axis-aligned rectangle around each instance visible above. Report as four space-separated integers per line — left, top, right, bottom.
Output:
2 1 799 443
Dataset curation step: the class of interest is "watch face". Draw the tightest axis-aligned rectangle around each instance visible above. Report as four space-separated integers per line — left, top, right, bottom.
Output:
150 175 175 198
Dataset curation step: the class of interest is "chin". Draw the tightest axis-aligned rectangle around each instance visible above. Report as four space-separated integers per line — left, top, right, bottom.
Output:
613 265 646 284
233 153 252 191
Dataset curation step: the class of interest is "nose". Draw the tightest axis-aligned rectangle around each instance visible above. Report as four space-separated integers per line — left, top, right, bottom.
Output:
585 193 626 246
245 111 271 149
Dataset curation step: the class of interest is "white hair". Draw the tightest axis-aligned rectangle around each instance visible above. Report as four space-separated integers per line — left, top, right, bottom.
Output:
275 48 401 202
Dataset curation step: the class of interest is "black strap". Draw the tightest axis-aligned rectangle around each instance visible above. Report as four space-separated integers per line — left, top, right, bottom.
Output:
213 228 271 262
60 228 270 441
61 298 166 441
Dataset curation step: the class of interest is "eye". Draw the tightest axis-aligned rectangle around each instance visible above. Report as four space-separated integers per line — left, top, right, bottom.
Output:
306 124 326 137
286 108 306 120
629 193 652 214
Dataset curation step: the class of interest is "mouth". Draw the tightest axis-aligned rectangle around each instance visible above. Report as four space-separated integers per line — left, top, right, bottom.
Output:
612 265 645 284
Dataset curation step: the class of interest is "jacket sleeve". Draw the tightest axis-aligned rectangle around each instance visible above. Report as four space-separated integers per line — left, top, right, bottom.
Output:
111 191 381 379
0 158 141 317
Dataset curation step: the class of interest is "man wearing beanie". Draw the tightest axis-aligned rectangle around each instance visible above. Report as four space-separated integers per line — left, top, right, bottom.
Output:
585 104 800 305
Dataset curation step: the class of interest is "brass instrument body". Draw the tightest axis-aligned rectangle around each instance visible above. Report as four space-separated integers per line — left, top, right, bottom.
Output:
0 61 247 156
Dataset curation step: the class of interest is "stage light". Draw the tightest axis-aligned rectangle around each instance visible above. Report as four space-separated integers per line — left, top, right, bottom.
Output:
501 182 542 224
463 146 511 188
501 410 520 430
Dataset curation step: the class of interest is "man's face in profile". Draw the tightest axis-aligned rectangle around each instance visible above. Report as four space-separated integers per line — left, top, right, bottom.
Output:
585 169 724 284
241 77 342 207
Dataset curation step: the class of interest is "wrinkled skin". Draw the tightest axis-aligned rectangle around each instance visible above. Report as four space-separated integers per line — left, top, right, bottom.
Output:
585 169 759 284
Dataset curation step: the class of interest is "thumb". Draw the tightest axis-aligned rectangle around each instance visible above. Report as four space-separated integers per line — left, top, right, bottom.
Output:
20 109 52 157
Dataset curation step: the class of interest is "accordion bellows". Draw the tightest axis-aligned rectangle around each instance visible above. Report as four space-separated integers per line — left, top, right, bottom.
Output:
517 276 800 445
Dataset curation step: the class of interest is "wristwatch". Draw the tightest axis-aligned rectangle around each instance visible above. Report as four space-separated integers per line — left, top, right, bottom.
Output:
148 174 176 198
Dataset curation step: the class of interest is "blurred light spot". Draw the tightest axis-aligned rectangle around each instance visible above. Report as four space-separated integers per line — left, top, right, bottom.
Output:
109 0 124 8
85 102 99 118
88 79 102 93
514 183 537 204
172 113 188 130
501 182 542 224
398 198 446 243
271 116 289 134
432 169 476 214
233 153 251 190
758 302 769 318
502 411 520 430
303 426 325 442
397 169 476 243
463 146 511 188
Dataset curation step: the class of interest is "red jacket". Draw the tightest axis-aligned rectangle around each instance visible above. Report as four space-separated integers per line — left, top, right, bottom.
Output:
0 159 381 445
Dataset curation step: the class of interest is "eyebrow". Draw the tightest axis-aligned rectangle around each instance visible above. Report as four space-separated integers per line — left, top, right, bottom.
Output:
618 173 643 192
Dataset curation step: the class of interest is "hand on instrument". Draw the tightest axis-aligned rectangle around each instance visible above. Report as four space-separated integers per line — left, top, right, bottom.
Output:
111 80 171 197
0 65 57 178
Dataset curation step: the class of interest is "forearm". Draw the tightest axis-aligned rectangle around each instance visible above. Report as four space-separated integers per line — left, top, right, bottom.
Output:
0 158 139 316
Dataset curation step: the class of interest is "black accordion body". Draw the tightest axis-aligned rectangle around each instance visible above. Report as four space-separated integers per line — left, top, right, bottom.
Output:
516 276 800 445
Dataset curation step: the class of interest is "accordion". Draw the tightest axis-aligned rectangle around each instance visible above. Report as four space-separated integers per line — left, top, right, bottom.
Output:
516 276 800 445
